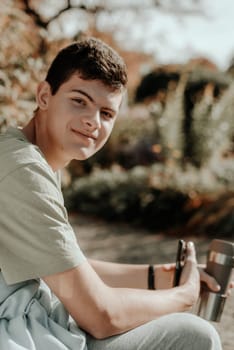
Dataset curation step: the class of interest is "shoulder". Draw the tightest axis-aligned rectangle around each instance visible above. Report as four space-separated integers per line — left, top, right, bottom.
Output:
0 127 58 186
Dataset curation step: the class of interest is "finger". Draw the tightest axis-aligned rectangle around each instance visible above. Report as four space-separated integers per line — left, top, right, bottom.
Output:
185 241 197 264
202 273 220 292
198 268 220 289
162 263 175 271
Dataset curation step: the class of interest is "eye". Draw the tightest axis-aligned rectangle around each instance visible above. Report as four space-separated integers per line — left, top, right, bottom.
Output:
101 110 114 120
71 97 86 106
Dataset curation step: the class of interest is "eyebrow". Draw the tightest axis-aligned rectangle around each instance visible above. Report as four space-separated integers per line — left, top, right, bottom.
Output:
71 89 117 114
71 89 94 102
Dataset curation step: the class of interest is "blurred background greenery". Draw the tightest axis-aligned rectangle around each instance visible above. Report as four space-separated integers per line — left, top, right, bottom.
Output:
1 0 233 237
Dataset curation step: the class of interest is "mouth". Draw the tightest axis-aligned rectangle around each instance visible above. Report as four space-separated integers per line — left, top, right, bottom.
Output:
71 128 97 141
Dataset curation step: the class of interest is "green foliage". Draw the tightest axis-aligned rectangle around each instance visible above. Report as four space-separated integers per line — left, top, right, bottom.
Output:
64 161 234 232
133 66 233 169
154 74 188 160
189 83 234 167
65 166 149 221
135 71 179 102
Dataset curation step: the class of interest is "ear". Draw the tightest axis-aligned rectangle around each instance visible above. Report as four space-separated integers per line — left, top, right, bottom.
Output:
36 81 51 110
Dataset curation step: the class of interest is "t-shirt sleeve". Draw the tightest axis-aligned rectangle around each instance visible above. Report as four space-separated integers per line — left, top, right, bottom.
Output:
0 162 86 285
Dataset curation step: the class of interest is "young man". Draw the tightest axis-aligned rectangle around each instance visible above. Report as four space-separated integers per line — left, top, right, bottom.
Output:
0 37 231 349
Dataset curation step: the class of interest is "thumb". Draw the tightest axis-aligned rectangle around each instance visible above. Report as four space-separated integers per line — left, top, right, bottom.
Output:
185 241 197 264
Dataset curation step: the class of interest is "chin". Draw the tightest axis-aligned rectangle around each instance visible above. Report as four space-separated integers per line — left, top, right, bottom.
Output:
73 151 95 161
72 145 101 161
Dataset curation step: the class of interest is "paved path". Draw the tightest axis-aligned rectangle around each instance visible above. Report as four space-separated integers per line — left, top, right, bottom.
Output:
70 213 234 350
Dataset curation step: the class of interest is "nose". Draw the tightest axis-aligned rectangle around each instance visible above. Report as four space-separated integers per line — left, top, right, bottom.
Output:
82 110 101 130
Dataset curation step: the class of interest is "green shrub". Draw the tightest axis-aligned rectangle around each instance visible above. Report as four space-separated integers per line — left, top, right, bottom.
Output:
64 161 234 233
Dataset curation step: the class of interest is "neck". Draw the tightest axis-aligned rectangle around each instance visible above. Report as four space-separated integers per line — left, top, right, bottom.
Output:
22 114 69 172
22 117 36 144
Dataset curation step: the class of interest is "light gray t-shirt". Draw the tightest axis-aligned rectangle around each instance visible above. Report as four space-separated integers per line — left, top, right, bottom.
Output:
0 127 86 285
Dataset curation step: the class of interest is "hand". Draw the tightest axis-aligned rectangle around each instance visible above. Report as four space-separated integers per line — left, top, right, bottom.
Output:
179 241 200 305
198 265 234 297
155 242 200 292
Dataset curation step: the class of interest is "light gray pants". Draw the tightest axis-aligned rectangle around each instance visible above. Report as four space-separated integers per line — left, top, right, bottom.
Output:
86 313 222 350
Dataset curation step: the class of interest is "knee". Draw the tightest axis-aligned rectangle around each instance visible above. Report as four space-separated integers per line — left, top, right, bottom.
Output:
166 313 222 350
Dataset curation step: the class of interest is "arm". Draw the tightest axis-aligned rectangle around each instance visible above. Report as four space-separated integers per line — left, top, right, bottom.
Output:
88 259 174 290
43 242 199 339
88 259 149 289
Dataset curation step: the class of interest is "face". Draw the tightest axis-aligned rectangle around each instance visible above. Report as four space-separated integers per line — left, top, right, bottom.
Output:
36 74 123 169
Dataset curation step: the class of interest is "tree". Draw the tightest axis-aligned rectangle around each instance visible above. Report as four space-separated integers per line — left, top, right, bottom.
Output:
20 0 205 44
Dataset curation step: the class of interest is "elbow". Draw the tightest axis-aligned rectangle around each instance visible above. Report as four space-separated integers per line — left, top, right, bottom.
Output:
88 309 123 340
91 328 111 340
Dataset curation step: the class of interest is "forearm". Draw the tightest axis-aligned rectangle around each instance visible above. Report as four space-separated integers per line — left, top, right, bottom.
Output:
96 248 199 338
94 283 192 338
88 258 150 289
44 243 200 339
89 258 174 290
77 262 195 338
44 255 199 339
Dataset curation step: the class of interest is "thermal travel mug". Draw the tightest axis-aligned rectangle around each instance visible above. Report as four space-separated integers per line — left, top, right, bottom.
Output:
197 239 234 322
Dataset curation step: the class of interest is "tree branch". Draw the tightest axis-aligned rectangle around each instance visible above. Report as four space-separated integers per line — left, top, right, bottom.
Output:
21 0 106 29
22 0 49 28
21 0 206 31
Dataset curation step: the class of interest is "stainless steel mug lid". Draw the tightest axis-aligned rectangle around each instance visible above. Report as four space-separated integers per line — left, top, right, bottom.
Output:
208 239 234 267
